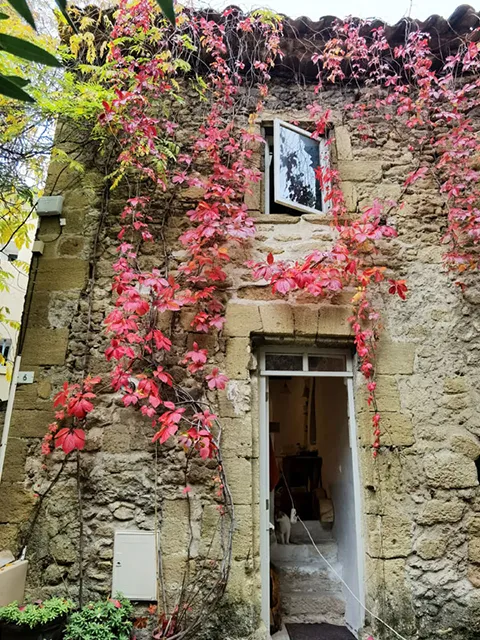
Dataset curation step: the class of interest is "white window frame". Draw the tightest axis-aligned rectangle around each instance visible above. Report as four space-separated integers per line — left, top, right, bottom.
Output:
264 118 330 216
259 344 352 378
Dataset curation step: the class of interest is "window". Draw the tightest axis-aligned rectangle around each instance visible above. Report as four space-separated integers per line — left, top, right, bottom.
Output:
1 241 18 262
264 119 330 216
0 339 12 363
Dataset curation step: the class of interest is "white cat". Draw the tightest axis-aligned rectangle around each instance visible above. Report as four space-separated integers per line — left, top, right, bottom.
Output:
275 511 291 545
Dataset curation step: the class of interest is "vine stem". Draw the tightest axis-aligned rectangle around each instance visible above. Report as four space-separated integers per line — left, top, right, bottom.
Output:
76 451 84 607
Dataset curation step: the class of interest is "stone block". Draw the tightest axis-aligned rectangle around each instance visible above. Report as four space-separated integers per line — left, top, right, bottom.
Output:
424 451 478 489
245 180 261 211
259 304 294 335
0 484 35 524
226 559 254 601
469 515 480 537
337 161 383 182
221 417 253 457
1 438 27 482
469 538 480 564
232 505 254 560
340 182 358 212
37 379 52 400
161 499 190 556
317 305 352 337
222 456 252 505
11 382 40 410
335 126 353 160
255 214 301 225
356 375 401 413
35 258 88 291
10 410 53 438
216 381 251 419
21 328 69 366
58 236 85 257
444 377 468 394
415 531 448 560
417 499 465 525
200 503 224 557
224 303 263 337
27 292 51 328
367 514 412 558
293 306 318 337
237 286 277 301
225 338 251 380
365 557 416 632
450 433 480 460
0 524 20 555
375 340 415 375
468 565 480 589
161 555 190 609
50 533 77 563
179 185 205 200
102 425 132 453
358 412 415 447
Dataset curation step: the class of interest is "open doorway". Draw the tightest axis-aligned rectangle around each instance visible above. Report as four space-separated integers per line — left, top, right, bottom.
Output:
259 349 364 640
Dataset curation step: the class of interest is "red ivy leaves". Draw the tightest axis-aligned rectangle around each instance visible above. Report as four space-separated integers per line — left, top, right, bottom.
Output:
388 279 408 300
54 428 86 455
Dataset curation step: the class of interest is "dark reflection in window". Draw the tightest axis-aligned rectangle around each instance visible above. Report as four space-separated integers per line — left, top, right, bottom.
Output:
308 356 346 372
265 354 303 371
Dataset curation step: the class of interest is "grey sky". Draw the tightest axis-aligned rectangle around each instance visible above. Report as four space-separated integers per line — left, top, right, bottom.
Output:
193 0 473 24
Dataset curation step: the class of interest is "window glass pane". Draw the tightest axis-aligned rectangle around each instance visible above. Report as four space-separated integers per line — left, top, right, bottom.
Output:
308 355 346 372
265 354 303 371
278 125 322 211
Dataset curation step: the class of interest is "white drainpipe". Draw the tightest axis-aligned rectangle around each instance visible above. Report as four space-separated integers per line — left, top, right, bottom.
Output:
0 355 22 484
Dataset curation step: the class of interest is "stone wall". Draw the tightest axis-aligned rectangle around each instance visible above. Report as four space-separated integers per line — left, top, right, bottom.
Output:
1 82 480 640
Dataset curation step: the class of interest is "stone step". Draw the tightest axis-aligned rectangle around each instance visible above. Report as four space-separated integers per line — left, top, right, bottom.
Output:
271 540 338 564
289 520 334 544
276 560 344 594
281 591 346 626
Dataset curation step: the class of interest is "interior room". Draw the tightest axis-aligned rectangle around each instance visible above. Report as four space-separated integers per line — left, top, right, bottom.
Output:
269 375 360 639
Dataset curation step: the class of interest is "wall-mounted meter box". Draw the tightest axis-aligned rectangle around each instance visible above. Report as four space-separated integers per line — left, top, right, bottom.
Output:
37 195 64 217
112 531 157 600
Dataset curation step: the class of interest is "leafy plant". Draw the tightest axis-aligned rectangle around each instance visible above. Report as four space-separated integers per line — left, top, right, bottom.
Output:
64 597 133 640
0 598 75 628
1 0 175 102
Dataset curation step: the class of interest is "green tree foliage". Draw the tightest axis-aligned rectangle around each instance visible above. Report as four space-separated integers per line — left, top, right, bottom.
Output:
0 3 115 370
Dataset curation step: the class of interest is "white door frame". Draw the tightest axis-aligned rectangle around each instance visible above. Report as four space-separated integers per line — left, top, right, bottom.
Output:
258 345 365 636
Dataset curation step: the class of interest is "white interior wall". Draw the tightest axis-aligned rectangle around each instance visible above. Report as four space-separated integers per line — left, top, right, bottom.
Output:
269 377 309 455
315 378 360 630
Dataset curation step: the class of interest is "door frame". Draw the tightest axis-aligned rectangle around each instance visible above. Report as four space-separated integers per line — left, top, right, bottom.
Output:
258 345 365 636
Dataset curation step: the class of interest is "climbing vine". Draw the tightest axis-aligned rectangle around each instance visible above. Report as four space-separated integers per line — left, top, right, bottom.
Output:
36 2 480 635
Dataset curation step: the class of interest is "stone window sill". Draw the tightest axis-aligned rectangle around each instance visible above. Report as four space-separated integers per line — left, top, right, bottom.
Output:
253 213 349 225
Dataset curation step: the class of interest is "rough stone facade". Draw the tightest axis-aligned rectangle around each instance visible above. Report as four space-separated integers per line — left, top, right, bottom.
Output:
2 78 480 640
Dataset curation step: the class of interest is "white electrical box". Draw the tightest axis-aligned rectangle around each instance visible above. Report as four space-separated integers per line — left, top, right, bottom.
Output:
112 531 157 600
37 195 64 217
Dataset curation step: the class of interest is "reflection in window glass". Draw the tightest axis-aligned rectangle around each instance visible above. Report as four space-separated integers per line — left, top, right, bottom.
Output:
278 125 322 211
265 354 303 371
308 356 346 372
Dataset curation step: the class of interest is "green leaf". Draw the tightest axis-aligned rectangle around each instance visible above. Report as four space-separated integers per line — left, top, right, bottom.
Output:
0 73 34 102
3 74 29 87
0 34 62 67
0 12 10 19
156 0 175 25
6 0 36 29
53 0 76 30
